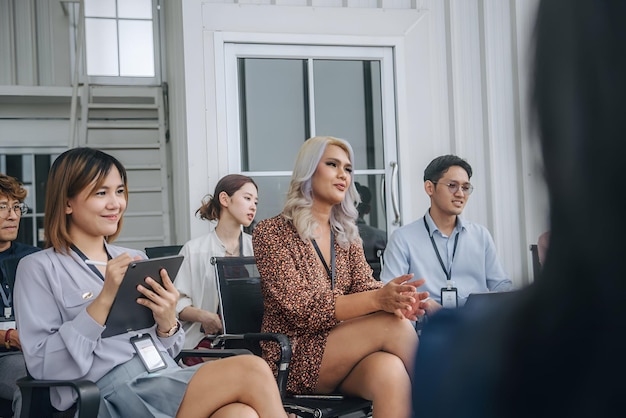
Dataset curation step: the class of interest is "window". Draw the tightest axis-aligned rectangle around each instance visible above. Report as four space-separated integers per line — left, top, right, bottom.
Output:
224 43 398 242
69 0 161 84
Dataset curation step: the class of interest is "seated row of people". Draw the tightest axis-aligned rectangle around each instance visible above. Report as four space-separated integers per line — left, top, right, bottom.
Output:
5 2 620 415
172 136 515 417
3 137 515 418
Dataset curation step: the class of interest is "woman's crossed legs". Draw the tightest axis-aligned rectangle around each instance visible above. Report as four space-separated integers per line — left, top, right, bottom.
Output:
176 354 287 418
316 311 418 418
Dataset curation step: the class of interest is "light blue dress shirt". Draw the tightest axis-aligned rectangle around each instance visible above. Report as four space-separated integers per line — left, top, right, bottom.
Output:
380 211 513 306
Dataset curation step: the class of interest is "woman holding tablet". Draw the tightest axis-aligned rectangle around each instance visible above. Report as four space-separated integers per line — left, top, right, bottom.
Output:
14 148 286 418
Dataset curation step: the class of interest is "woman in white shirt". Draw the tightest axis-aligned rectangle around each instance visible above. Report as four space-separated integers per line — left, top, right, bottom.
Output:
176 175 258 359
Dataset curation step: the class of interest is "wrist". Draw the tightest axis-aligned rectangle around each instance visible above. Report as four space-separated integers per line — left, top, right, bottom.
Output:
373 289 384 311
156 321 180 338
4 328 14 349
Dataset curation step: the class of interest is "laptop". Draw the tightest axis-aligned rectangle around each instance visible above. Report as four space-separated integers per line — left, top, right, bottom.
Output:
464 291 517 311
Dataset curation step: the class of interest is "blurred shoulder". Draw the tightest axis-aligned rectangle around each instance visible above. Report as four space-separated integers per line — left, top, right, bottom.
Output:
460 218 492 237
390 217 424 240
10 242 41 258
182 231 217 250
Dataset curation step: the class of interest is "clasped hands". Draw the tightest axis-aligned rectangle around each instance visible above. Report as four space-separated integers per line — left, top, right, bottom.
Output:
380 275 431 321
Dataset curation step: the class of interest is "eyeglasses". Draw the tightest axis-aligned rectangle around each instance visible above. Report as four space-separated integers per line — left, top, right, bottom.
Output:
0 203 29 219
432 181 474 195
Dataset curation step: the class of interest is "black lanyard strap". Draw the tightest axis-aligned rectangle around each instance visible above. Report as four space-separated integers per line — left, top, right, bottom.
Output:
71 244 111 281
0 281 10 307
311 231 336 290
423 217 459 281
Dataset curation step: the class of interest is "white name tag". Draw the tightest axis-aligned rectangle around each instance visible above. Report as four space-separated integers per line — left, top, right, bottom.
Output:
130 334 167 373
0 320 16 330
441 287 458 309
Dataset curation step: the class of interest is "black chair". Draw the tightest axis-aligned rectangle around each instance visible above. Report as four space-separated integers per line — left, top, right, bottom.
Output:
0 396 15 418
16 348 251 418
530 244 541 281
144 245 183 259
17 375 100 418
210 256 373 418
369 248 385 281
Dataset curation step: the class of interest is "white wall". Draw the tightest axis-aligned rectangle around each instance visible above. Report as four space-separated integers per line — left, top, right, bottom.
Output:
177 0 547 286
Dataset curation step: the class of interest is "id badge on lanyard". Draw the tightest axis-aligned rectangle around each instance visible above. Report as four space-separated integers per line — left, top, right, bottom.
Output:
424 217 460 308
441 281 458 308
130 334 167 373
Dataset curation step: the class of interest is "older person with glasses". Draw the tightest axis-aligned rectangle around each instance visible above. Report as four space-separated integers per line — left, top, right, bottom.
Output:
0 203 29 219
380 155 513 316
0 173 40 416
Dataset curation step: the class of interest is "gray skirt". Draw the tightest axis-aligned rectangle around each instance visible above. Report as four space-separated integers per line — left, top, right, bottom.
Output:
96 354 203 418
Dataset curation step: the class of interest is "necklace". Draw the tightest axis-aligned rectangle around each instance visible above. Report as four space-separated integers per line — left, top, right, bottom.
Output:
222 232 243 256
224 247 239 256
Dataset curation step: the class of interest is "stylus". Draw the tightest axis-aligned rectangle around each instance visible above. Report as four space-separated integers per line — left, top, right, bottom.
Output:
85 260 108 266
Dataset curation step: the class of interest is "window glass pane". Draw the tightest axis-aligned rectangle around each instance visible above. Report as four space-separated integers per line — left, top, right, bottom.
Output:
36 216 45 248
119 20 155 77
314 60 384 170
243 176 291 233
118 0 152 19
16 216 34 246
84 0 116 18
239 58 308 171
85 18 119 76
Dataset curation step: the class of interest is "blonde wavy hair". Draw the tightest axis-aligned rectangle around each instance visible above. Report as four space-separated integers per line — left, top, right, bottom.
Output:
282 136 361 248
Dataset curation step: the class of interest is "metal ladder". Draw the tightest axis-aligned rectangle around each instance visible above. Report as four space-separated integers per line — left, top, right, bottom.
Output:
67 1 174 249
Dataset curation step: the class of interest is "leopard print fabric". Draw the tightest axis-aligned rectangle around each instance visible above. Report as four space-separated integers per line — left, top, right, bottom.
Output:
252 215 382 394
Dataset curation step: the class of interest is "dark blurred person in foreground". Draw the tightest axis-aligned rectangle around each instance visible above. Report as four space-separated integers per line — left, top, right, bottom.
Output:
412 1 626 417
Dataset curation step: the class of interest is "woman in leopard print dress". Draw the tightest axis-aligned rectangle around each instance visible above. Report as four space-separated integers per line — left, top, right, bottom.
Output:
253 136 429 418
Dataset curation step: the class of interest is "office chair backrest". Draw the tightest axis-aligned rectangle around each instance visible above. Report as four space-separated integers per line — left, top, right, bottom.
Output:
211 256 263 335
530 244 541 282
144 245 183 259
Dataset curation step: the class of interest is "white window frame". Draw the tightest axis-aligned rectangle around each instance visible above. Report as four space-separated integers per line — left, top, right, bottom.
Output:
69 0 163 86
215 33 404 232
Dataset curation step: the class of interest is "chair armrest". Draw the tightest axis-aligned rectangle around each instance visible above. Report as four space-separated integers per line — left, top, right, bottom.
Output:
174 347 253 362
211 332 292 397
16 375 100 418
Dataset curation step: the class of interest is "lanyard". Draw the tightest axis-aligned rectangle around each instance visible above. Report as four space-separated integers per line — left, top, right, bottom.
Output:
0 279 10 308
311 231 336 290
1 249 13 307
423 217 459 282
71 244 111 281
1 258 14 308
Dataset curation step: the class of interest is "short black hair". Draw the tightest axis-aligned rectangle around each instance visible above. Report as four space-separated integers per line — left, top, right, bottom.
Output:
355 182 371 217
423 155 473 183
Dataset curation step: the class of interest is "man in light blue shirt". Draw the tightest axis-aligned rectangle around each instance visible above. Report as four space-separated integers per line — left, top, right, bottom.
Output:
380 155 512 313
